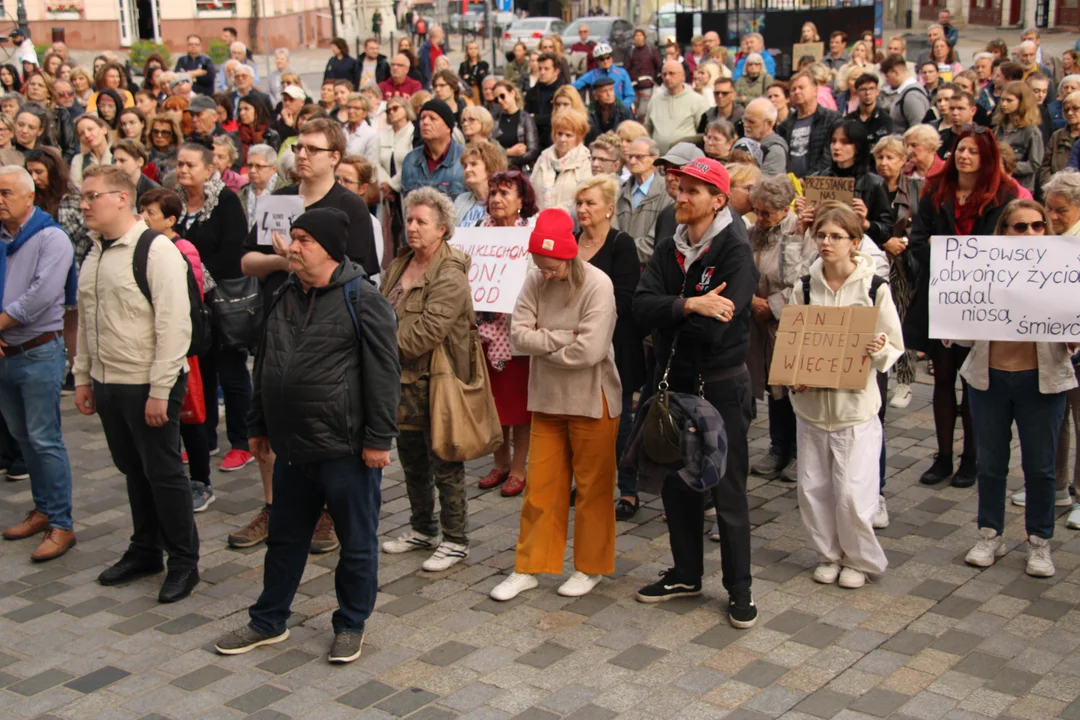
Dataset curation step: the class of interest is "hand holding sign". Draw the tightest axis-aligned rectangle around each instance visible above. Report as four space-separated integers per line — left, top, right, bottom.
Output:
803 177 855 207
255 196 305 247
271 230 289 258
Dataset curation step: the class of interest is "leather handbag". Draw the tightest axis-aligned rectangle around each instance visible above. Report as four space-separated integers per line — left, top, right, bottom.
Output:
429 332 503 462
209 276 263 351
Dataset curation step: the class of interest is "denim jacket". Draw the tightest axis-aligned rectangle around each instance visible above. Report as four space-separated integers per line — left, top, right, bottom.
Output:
399 140 466 198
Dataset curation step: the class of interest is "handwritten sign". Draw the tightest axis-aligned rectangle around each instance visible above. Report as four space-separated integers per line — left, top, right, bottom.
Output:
448 227 532 313
803 176 855 206
768 305 880 389
792 42 825 63
929 235 1080 342
254 195 305 246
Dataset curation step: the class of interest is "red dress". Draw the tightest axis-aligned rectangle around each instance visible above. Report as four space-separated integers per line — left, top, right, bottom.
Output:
488 354 530 426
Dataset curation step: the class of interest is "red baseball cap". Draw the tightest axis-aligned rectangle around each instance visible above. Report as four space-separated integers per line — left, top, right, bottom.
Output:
666 157 731 195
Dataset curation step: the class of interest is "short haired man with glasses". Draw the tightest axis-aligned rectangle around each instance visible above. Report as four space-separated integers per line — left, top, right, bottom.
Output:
237 118 379 553
75 165 200 602
698 77 744 134
617 137 671 264
847 73 894 146
379 54 422 100
574 44 635 108
646 60 710 154
54 79 83 118
174 34 215 96
570 24 598 72
585 75 634 144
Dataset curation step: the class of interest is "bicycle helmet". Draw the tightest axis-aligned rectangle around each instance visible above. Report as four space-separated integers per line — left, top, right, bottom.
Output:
593 43 613 59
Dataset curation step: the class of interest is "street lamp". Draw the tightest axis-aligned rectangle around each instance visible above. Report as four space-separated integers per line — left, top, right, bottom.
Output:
16 0 29 36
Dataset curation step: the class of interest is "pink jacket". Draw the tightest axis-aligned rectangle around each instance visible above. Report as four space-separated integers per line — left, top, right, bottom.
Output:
174 237 206 298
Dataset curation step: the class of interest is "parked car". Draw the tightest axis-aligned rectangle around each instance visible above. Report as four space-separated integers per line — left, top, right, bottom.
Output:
560 17 639 64
502 16 565 53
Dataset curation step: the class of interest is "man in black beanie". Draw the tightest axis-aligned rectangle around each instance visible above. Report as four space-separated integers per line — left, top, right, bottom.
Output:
215 207 401 665
400 98 465 197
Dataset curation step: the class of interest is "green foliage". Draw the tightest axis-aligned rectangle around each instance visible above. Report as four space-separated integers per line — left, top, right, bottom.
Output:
34 43 51 60
129 40 171 68
208 38 230 65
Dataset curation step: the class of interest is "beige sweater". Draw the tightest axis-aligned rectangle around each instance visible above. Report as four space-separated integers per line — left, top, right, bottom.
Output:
74 220 191 400
510 262 622 419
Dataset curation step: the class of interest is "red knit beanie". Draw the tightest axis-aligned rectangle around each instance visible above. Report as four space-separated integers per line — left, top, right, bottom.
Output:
528 208 578 260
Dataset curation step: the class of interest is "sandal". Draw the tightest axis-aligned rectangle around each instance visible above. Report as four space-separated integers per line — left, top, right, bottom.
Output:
502 475 526 497
615 497 639 521
927 358 935 376
479 469 509 490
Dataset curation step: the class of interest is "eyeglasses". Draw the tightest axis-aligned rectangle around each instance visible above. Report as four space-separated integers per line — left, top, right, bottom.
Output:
247 162 271 171
959 124 990 135
80 190 122 203
714 90 733 97
592 156 616 165
625 153 653 160
293 143 333 155
1065 106 1080 115
496 93 509 101
814 232 852 243
151 128 174 136
347 105 366 111
57 90 73 98
1005 220 1047 233
337 176 361 187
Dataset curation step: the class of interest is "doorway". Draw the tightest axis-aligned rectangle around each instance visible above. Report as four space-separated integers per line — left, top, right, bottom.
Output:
136 0 160 41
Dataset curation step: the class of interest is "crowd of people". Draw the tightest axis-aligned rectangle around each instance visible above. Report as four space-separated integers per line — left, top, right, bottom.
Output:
0 19 1077 667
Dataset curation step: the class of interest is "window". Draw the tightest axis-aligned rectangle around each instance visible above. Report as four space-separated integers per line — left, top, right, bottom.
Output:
197 0 237 12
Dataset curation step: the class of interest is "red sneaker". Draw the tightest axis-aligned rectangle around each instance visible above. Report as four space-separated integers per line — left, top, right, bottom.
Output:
181 451 189 464
219 449 255 472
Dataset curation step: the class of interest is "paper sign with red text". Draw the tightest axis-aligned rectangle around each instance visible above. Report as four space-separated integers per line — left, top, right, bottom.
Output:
448 227 533 314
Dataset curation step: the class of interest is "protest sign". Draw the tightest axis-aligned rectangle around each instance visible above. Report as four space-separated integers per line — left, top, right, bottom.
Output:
803 176 855 206
448 227 532 314
254 195 305 246
929 234 1080 342
768 305 880 389
793 42 824 62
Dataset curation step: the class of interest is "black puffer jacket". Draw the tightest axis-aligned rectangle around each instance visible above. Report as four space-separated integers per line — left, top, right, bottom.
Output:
249 260 401 463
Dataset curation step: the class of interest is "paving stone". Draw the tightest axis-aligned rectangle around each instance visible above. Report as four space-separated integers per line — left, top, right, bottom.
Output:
930 630 983 656
1022 597 1072 621
999 578 1048 601
256 649 319 675
847 688 909 717
62 595 120 618
931 596 981 619
767 610 818 635
248 711 292 720
734 660 790 688
337 680 398 709
511 710 560 720
225 684 291 713
420 641 478 667
3 599 62 622
516 642 572 669
911 579 960 601
692 622 744 649
8 669 75 696
951 652 1007 679
155 612 213 634
607 644 668 671
792 623 846 649
793 689 854 719
540 684 600 714
170 665 233 691
988 668 1041 696
376 687 440 716
563 705 618 720
882 631 936 655
64 666 131 693
378 594 434 617
110 611 167 635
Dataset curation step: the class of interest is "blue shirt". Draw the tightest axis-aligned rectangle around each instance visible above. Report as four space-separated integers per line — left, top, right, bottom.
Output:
174 53 216 95
733 52 776 81
573 66 636 107
400 140 467 198
631 173 655 210
0 220 73 345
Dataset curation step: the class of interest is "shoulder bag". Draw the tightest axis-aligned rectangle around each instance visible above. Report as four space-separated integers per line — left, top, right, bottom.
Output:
209 275 264 351
429 331 503 462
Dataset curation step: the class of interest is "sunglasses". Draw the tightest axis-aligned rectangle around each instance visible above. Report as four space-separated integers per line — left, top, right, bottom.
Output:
496 93 509 101
1005 220 1047 233
960 124 990 135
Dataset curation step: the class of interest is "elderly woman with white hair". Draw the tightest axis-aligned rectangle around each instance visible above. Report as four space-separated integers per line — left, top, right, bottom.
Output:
734 53 774 106
238 143 280 229
268 49 292 107
902 123 944 179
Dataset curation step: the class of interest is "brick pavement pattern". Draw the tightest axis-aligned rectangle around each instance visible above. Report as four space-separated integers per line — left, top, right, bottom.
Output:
1 378 1079 720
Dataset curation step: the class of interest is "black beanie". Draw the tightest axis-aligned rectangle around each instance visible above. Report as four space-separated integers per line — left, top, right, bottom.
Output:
290 207 350 262
420 98 456 130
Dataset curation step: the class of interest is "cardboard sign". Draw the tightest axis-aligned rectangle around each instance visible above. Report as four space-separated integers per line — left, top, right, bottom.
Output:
768 305 880 389
792 42 825 63
254 196 305 246
803 176 855 206
448 226 532 314
929 234 1080 342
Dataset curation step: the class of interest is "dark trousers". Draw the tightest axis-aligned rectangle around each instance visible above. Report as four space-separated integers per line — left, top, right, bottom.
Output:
877 371 888 491
616 388 637 498
180 421 211 486
768 393 797 461
0 409 23 469
200 347 252 453
662 370 753 595
970 369 1066 540
94 377 199 571
249 455 381 635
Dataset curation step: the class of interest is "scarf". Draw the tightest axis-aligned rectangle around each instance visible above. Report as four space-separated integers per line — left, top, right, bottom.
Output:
674 208 733 272
180 172 226 227
0 206 75 307
237 122 268 165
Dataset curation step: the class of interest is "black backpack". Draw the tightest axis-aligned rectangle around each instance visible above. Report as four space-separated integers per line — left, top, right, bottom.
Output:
801 273 885 306
132 229 213 358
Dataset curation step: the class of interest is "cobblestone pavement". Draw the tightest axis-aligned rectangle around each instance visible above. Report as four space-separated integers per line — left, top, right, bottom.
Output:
1 373 1079 720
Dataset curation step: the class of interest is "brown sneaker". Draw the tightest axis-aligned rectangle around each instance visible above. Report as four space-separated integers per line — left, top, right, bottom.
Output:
310 511 339 554
228 507 270 548
3 510 48 540
31 528 76 562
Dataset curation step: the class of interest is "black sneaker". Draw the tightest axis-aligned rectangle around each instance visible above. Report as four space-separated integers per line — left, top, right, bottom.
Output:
60 372 75 397
215 626 290 655
635 569 702 603
919 453 953 485
615 497 639 521
328 631 364 663
951 454 977 488
728 591 758 629
5 461 28 482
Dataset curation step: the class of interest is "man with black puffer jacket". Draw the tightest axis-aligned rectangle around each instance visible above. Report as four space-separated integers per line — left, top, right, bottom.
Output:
214 207 400 666
632 158 759 630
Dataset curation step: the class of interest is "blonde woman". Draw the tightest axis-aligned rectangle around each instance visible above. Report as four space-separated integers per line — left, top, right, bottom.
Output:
460 104 495 146
531 109 592 214
552 84 587 116
992 80 1045 191
808 63 838 110
694 62 721 106
800 22 821 43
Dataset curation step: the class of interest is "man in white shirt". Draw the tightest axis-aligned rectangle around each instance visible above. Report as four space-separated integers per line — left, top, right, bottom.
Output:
344 93 380 168
645 61 710 154
10 29 36 68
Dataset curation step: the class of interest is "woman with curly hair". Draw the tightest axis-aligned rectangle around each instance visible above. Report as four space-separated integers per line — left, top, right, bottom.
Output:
532 109 592 214
87 61 134 111
21 70 77 161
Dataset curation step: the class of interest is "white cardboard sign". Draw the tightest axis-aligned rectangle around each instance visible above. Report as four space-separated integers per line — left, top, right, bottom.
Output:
929 234 1080 342
448 227 532 314
254 196 305 246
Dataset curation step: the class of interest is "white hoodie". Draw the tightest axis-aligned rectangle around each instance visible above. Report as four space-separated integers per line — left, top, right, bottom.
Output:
787 252 904 431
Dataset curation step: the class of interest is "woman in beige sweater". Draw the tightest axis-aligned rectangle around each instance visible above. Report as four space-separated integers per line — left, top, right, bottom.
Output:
490 208 622 602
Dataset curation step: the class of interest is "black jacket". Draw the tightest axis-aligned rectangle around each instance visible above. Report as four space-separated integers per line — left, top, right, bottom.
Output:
819 166 893 247
53 105 78 163
228 88 273 114
525 78 566 151
249 260 401 463
904 186 1017 351
654 204 677 252
846 105 894 147
633 211 758 389
458 60 489 92
587 100 636 144
777 104 842 178
580 228 645 392
491 109 539 169
325 55 361 87
180 183 248 280
362 53 391 84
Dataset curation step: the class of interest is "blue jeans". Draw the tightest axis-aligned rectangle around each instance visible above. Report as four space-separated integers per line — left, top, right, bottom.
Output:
0 337 73 529
616 389 637 498
249 454 382 635
970 369 1066 540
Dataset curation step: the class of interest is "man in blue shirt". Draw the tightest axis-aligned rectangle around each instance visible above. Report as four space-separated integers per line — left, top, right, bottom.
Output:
574 44 635 108
174 34 216 96
0 165 76 562
733 33 775 81
401 99 465 198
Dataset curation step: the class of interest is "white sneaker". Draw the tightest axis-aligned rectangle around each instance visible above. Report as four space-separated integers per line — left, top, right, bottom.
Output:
490 572 538 601
889 383 912 408
1067 503 1080 530
557 571 601 597
1012 490 1071 507
965 527 1005 567
422 542 469 572
1026 536 1055 578
1012 490 1026 507
873 495 889 529
813 562 840 584
381 530 438 554
838 567 866 588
